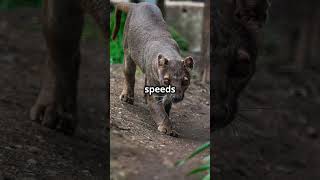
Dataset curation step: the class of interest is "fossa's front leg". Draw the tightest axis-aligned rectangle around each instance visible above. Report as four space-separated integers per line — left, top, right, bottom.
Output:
144 75 148 104
147 94 178 137
30 0 83 135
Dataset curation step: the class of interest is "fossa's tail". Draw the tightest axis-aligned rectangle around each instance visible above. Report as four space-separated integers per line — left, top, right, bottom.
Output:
112 2 134 40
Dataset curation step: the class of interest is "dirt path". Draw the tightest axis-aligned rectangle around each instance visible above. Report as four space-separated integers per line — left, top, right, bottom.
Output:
0 9 107 179
110 65 210 180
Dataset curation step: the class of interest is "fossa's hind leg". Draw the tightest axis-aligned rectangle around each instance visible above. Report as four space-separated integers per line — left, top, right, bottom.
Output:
30 0 83 135
144 75 148 104
120 53 136 104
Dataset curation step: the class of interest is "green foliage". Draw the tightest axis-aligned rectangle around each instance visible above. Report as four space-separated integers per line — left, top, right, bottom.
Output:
176 142 210 180
110 9 189 64
169 27 189 51
110 9 127 64
0 0 41 9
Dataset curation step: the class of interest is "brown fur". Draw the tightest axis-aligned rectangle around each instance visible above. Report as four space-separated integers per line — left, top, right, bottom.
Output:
112 2 194 137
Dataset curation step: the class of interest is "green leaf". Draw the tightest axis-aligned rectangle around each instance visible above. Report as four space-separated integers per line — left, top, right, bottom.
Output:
187 142 210 159
187 164 210 176
176 142 210 167
175 159 186 167
203 155 210 162
168 27 189 51
176 142 210 179
202 173 210 180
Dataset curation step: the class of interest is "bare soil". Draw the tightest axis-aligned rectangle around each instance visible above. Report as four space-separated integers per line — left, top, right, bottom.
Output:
0 8 108 179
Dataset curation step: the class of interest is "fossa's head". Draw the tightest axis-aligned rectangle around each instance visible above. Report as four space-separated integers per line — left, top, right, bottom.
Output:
212 48 255 130
234 0 271 32
212 0 271 131
156 54 193 103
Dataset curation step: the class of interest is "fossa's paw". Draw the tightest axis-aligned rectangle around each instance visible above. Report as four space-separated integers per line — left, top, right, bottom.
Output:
158 124 179 137
30 89 77 136
119 92 134 105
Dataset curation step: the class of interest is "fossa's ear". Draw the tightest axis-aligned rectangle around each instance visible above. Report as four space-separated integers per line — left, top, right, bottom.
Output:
158 54 169 67
238 49 251 63
183 56 194 71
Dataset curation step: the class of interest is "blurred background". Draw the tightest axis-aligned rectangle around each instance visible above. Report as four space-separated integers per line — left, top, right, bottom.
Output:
214 1 320 180
262 1 320 71
0 0 41 9
0 0 108 179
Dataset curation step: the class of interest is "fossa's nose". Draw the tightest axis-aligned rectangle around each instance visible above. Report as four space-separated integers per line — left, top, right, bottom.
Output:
172 94 184 103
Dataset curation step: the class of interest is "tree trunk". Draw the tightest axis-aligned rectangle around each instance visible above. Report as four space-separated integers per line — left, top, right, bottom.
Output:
287 29 299 63
310 7 320 61
293 3 317 70
293 19 311 70
200 0 210 83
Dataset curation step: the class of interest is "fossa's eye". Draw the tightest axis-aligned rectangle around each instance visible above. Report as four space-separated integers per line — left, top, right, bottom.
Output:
164 78 170 85
182 77 189 85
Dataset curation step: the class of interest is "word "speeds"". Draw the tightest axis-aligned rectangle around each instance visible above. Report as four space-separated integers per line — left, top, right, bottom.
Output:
144 85 176 95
